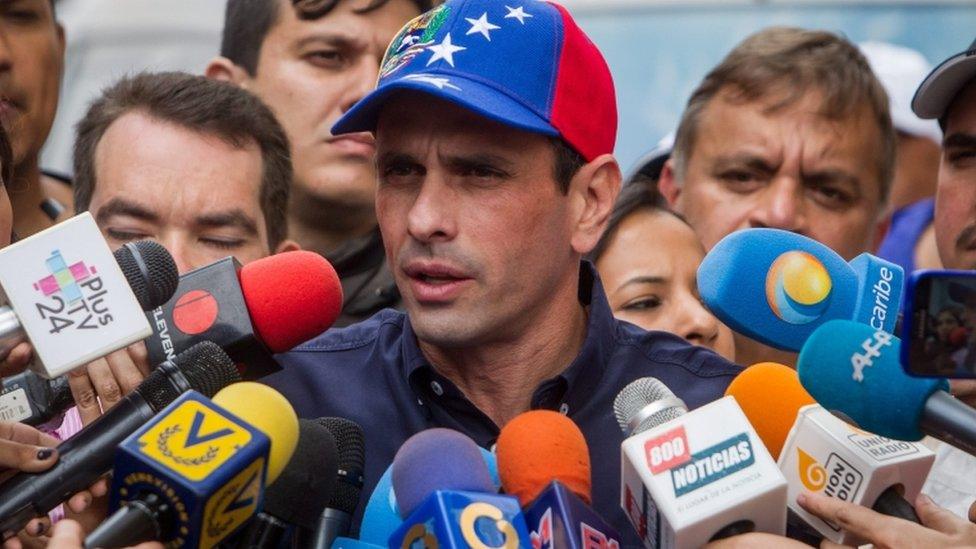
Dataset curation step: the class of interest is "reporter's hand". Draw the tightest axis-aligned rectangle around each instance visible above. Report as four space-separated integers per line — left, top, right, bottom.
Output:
798 492 976 548
949 379 976 409
0 342 32 378
67 343 150 426
704 532 813 548
43 520 162 549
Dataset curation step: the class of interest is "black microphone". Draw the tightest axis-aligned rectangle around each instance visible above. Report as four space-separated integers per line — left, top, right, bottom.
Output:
294 417 364 549
234 419 339 548
0 240 178 428
0 341 240 540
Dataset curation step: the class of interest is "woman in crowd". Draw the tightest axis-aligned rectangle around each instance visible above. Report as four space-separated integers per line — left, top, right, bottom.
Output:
591 179 736 361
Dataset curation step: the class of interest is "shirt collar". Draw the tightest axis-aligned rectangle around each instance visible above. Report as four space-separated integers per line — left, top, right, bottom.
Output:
400 260 615 414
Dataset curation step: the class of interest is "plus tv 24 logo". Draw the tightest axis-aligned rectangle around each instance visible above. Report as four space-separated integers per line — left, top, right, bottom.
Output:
31 249 115 334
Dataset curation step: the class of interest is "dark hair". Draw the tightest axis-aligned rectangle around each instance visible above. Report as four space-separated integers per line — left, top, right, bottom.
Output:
72 71 292 249
671 26 895 203
588 178 685 263
550 137 585 194
221 0 435 75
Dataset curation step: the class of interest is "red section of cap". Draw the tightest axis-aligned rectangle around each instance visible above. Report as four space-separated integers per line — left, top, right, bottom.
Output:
172 289 219 335
496 410 591 507
239 251 343 352
548 2 617 162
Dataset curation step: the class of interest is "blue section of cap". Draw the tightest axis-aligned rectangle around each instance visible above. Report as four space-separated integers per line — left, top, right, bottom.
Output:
333 0 564 135
360 445 499 543
390 429 496 519
697 228 860 351
797 319 949 441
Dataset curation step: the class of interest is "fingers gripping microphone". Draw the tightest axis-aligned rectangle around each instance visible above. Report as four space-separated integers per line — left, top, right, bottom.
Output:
0 341 240 540
497 410 622 549
798 319 976 457
0 214 180 378
145 251 343 379
615 378 787 548
83 383 300 549
1 240 178 427
388 429 532 548
697 228 903 352
728 363 934 545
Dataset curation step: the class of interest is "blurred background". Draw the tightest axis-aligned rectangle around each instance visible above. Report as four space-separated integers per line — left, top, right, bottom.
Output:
40 0 976 177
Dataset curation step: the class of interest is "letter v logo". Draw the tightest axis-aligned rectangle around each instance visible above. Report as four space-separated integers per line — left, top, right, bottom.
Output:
185 411 234 448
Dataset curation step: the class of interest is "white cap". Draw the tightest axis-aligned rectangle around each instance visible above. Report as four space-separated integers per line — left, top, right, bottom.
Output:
912 37 976 121
860 41 942 143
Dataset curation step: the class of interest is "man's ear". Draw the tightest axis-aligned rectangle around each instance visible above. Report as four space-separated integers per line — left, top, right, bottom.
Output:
274 239 302 255
570 154 621 255
658 158 681 209
205 57 251 88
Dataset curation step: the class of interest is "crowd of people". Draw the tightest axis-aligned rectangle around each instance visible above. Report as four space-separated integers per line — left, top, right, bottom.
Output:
0 0 975 546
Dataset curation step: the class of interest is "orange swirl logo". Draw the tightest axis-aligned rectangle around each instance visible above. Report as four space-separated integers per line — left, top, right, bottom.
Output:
765 251 832 324
797 449 827 491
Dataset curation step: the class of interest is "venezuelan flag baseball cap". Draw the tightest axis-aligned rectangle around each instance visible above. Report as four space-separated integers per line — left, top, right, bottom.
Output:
331 0 617 162
912 36 976 120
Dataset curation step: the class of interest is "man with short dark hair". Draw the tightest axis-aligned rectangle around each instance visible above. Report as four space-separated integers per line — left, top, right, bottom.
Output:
207 0 431 325
264 1 740 542
658 27 896 368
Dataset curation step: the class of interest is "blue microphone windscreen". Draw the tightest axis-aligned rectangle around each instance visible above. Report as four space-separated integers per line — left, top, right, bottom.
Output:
697 228 858 351
359 447 499 544
797 319 948 441
391 429 496 518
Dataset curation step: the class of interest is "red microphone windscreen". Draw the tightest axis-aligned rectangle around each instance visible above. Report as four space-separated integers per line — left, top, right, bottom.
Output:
239 251 343 352
496 410 591 507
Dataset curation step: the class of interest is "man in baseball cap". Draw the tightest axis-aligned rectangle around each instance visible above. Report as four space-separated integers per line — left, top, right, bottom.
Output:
265 0 740 541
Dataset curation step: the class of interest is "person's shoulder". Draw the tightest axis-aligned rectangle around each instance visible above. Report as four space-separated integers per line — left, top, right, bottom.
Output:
613 320 742 379
287 308 406 354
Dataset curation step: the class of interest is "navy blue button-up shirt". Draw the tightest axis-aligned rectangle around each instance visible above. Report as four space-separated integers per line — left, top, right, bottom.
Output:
264 262 742 546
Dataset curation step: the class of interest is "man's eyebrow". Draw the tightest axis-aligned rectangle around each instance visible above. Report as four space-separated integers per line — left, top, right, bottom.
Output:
944 133 976 149
294 31 364 49
712 154 777 174
94 198 159 225
194 209 259 236
376 151 420 167
443 153 517 173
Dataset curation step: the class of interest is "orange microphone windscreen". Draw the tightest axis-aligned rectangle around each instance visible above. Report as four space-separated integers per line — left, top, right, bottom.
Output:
725 362 816 460
496 410 591 507
239 251 343 352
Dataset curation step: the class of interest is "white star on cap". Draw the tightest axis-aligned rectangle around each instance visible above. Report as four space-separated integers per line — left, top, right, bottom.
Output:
403 74 461 91
504 5 533 24
426 33 466 67
465 12 500 41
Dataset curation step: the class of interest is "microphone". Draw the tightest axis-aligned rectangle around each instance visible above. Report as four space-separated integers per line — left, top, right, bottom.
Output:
0 214 179 378
798 319 976 457
83 382 300 548
358 446 500 546
0 341 240 540
497 410 622 549
1 240 178 427
697 228 903 351
144 251 343 379
387 428 531 548
615 377 788 548
234 419 338 549
728 363 934 545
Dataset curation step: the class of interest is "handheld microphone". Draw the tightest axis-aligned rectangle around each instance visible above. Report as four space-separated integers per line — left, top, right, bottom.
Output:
615 378 787 548
0 341 240 540
83 382 300 548
233 419 338 549
388 429 531 548
295 417 365 549
0 240 178 426
728 363 934 545
0 214 179 378
358 446 500 546
798 319 976 457
497 410 621 549
697 228 903 351
144 251 343 379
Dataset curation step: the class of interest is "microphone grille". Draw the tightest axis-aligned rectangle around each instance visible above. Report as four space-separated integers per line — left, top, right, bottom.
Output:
263 419 339 529
138 341 240 411
115 240 179 311
316 417 365 514
613 377 687 436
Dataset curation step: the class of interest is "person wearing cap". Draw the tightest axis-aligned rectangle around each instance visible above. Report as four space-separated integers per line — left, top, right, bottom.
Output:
863 42 945 275
264 0 740 541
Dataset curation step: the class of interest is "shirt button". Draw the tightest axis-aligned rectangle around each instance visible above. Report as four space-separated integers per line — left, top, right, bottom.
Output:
417 398 424 407
430 381 444 396
559 403 570 415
